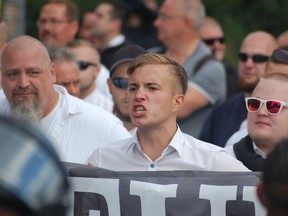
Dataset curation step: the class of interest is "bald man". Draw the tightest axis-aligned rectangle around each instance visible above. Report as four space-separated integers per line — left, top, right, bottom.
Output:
0 35 130 163
265 48 288 74
200 31 279 147
154 0 226 138
277 31 288 48
199 16 239 98
199 16 225 60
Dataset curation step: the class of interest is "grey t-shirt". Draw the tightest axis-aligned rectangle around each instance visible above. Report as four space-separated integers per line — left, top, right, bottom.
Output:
178 41 226 138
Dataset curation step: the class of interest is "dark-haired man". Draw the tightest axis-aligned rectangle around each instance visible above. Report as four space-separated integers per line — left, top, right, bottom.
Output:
94 0 130 68
37 0 79 45
107 44 147 134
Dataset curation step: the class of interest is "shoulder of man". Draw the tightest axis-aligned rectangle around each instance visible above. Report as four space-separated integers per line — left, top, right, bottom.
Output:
211 92 245 113
0 98 10 115
193 54 216 74
184 42 224 78
57 85 118 121
64 94 132 140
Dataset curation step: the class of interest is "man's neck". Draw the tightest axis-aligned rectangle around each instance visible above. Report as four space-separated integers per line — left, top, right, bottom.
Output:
123 121 136 132
113 107 136 131
43 91 59 117
99 32 122 50
80 82 96 99
137 124 178 161
244 91 252 98
256 141 276 157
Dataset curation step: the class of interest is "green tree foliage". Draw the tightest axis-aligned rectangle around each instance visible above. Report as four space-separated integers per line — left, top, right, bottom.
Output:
203 0 288 64
26 0 287 65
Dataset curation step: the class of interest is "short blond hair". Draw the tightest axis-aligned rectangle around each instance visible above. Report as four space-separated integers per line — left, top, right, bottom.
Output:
128 53 188 94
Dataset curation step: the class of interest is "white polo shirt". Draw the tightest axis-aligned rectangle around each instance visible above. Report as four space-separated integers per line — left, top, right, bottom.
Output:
83 88 113 113
0 85 131 164
87 127 250 172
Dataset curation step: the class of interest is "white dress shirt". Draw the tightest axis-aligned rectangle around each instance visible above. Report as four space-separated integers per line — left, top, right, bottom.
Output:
107 34 125 48
83 87 113 112
87 127 250 171
0 85 131 164
0 89 4 99
225 119 248 147
96 64 112 100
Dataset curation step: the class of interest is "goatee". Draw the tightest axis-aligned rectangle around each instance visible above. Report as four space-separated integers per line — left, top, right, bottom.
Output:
10 96 42 124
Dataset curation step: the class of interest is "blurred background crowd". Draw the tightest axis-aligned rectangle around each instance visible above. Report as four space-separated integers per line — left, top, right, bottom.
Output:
1 0 288 65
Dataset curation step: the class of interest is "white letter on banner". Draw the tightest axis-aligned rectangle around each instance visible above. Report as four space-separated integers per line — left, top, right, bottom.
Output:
68 177 120 216
243 186 266 216
130 181 178 216
199 184 237 216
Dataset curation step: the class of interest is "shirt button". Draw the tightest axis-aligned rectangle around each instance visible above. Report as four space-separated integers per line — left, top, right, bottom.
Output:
150 163 155 168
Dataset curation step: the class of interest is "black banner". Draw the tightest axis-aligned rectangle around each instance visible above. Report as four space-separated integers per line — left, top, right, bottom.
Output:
64 163 265 216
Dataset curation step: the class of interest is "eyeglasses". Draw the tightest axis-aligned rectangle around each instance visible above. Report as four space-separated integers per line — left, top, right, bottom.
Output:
203 37 225 46
157 13 182 21
245 97 288 115
77 61 97 71
111 77 129 89
238 53 269 63
36 19 71 27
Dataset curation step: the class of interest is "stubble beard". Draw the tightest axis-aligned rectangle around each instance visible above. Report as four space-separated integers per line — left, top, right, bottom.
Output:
238 77 259 94
114 104 131 123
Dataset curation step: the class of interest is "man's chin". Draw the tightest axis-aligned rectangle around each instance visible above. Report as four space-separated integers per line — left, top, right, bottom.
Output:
10 102 42 123
239 80 258 93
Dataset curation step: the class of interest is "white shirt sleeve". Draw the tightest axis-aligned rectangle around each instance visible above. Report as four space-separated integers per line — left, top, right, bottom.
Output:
212 150 251 171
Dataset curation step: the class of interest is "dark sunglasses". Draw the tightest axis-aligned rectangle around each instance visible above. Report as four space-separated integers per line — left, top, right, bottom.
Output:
245 97 288 115
238 53 269 63
111 77 129 89
203 37 225 46
77 61 97 70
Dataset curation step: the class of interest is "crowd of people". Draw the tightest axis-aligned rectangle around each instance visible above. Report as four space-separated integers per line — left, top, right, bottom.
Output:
1 0 288 215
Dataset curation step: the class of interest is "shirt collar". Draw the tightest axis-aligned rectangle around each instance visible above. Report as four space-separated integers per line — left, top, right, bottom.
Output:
130 125 186 157
54 85 82 115
167 126 186 157
252 142 266 159
108 34 125 48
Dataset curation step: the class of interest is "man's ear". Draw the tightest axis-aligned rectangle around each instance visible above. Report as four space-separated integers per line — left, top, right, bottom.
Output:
173 94 185 112
94 65 100 77
50 62 57 83
257 181 268 208
70 20 79 38
107 78 113 94
184 16 194 29
113 18 122 33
